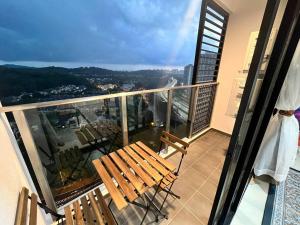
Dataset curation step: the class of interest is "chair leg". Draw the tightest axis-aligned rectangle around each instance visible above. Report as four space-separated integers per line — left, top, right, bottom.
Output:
160 187 180 199
140 180 162 225
159 181 177 211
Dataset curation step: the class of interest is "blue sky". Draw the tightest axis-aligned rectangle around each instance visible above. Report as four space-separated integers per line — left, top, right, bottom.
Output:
0 0 202 69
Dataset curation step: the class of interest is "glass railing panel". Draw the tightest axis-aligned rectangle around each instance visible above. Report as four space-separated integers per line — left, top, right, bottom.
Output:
23 98 122 207
170 88 192 139
127 91 168 151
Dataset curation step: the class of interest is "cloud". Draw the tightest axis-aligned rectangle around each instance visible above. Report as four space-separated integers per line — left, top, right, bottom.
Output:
0 0 202 66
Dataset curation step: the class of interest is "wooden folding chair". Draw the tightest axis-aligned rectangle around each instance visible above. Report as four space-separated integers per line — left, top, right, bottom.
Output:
158 131 189 210
14 187 117 225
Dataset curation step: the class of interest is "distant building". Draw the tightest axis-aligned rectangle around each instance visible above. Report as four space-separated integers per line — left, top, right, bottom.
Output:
184 64 193 84
121 83 135 91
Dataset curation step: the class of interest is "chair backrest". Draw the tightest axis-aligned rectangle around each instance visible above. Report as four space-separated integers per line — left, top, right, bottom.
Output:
63 188 117 225
160 131 190 176
15 187 37 225
160 131 189 155
15 187 116 225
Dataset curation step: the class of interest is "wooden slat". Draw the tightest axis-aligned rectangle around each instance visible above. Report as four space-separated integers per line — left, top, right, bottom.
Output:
168 172 177 180
161 177 171 187
162 132 190 147
81 128 94 142
123 146 162 182
117 149 155 187
130 144 170 176
160 174 177 189
92 159 127 210
15 187 29 225
29 193 37 225
86 125 101 139
80 196 94 225
97 124 113 136
102 155 138 202
109 152 144 192
73 201 85 225
75 131 88 145
64 205 74 225
94 189 117 225
160 137 187 155
165 174 176 182
136 141 176 171
88 192 105 225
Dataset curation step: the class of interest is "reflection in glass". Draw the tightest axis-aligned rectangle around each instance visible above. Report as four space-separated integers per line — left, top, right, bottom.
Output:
24 99 122 207
170 88 191 138
127 91 167 151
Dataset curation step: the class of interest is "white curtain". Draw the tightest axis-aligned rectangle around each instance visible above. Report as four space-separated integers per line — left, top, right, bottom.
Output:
254 40 300 182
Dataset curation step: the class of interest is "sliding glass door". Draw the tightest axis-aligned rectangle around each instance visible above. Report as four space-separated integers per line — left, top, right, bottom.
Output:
209 0 300 224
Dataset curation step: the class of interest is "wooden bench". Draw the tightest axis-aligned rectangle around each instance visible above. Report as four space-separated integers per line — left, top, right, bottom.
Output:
15 187 116 225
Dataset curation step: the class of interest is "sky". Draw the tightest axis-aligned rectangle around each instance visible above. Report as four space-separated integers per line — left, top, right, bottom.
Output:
0 0 202 69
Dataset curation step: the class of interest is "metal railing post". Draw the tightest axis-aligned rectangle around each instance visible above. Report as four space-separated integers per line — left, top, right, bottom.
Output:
120 96 129 146
13 110 57 212
165 90 173 133
188 86 200 138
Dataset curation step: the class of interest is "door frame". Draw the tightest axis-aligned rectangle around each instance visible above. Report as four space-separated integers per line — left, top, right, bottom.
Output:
209 0 300 224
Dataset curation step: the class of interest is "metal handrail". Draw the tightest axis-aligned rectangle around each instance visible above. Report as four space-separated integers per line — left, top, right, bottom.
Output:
0 82 218 113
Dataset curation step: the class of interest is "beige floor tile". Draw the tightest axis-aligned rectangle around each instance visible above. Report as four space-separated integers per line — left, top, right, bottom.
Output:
198 180 218 201
185 192 213 225
208 168 222 186
171 176 198 205
168 207 203 225
180 167 207 190
191 159 216 178
200 154 222 168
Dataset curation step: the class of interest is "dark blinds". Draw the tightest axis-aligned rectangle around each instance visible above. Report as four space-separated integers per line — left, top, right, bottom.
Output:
193 0 229 83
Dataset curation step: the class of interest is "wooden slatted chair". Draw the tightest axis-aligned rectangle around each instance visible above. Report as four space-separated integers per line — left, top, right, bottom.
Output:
15 187 39 225
158 131 189 209
14 187 117 225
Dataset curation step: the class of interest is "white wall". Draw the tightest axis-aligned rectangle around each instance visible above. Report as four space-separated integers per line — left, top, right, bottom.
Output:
210 0 267 134
0 108 51 224
211 0 288 134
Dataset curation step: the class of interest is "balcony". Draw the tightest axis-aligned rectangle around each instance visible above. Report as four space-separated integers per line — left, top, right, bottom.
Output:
2 0 297 224
1 80 223 224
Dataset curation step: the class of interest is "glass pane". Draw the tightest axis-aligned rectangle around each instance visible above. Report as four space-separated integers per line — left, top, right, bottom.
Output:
127 91 167 151
204 21 223 34
202 43 219 53
207 6 225 20
170 88 191 138
204 29 221 40
206 13 224 26
24 99 122 207
213 0 289 222
203 36 221 47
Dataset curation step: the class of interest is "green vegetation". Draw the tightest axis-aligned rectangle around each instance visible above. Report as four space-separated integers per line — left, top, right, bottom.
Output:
0 65 90 97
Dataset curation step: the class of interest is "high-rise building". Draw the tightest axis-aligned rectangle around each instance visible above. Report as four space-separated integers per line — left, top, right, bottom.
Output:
184 64 194 84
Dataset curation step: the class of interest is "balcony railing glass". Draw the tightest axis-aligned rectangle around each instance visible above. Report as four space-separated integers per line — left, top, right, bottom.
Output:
170 88 192 139
127 91 168 152
0 83 217 209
